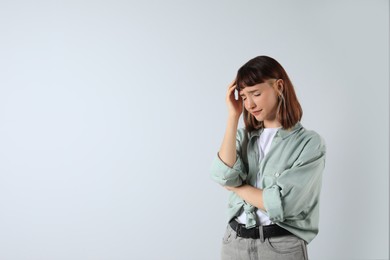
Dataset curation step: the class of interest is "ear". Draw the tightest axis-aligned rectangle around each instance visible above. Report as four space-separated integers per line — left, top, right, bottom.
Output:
274 79 284 95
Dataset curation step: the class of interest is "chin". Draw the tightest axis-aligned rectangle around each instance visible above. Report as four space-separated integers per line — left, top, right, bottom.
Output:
254 116 264 121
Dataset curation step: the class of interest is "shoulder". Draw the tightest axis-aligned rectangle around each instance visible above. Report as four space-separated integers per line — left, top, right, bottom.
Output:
297 127 326 153
236 127 259 141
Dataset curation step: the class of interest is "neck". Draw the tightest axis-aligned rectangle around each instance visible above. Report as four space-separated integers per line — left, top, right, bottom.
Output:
263 121 282 128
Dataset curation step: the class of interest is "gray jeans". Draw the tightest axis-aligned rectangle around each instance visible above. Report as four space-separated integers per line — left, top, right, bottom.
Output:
221 224 308 260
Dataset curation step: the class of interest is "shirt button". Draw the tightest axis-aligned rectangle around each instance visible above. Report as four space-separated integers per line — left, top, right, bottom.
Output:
275 172 280 177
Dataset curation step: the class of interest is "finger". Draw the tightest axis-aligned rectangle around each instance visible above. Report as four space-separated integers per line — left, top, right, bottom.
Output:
227 87 237 101
227 85 235 97
228 85 236 95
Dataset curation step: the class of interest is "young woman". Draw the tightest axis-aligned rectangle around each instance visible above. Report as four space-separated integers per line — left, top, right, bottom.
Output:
211 55 326 260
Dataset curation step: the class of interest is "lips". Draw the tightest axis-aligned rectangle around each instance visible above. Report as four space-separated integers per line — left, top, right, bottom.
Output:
251 109 262 116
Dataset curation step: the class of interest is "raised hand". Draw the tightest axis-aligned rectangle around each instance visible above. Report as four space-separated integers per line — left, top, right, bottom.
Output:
226 79 243 119
218 79 242 168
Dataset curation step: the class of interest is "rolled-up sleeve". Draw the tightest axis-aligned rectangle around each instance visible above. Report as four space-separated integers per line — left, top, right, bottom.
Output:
210 129 248 187
263 134 326 222
210 153 247 186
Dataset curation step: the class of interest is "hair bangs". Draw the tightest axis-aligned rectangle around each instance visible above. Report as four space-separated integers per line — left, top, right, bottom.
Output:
236 67 267 91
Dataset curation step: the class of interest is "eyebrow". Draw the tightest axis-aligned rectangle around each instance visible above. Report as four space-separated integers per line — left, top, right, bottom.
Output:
239 89 260 96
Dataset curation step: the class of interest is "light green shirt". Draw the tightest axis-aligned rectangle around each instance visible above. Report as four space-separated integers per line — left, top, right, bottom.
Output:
210 123 326 244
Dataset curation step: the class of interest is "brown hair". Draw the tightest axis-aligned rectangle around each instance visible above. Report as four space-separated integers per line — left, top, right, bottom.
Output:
236 55 302 132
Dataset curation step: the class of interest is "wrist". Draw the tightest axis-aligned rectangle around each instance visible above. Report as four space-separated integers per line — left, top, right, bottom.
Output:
226 116 239 131
227 114 240 122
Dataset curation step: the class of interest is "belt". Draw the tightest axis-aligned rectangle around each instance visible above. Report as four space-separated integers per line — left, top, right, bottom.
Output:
229 220 292 239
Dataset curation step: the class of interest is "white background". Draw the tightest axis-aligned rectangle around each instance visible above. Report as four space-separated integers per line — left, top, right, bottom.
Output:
0 1 388 259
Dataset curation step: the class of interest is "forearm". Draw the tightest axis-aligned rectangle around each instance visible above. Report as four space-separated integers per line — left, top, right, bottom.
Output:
228 185 265 211
218 116 240 167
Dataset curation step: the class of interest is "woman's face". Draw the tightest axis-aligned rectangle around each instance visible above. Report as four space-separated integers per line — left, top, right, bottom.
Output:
239 80 281 128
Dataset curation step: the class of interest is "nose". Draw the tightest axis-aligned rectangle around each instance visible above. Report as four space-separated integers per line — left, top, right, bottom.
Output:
247 98 256 109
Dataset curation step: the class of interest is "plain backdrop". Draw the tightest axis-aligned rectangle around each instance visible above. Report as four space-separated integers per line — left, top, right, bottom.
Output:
0 1 388 260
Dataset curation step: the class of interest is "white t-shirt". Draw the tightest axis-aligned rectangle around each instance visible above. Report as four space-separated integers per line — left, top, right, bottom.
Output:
236 127 280 225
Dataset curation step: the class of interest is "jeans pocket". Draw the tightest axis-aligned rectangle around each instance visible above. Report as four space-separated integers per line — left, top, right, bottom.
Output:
222 225 234 245
265 235 304 254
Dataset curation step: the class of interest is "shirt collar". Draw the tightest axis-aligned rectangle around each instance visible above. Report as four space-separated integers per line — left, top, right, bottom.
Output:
249 122 303 140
